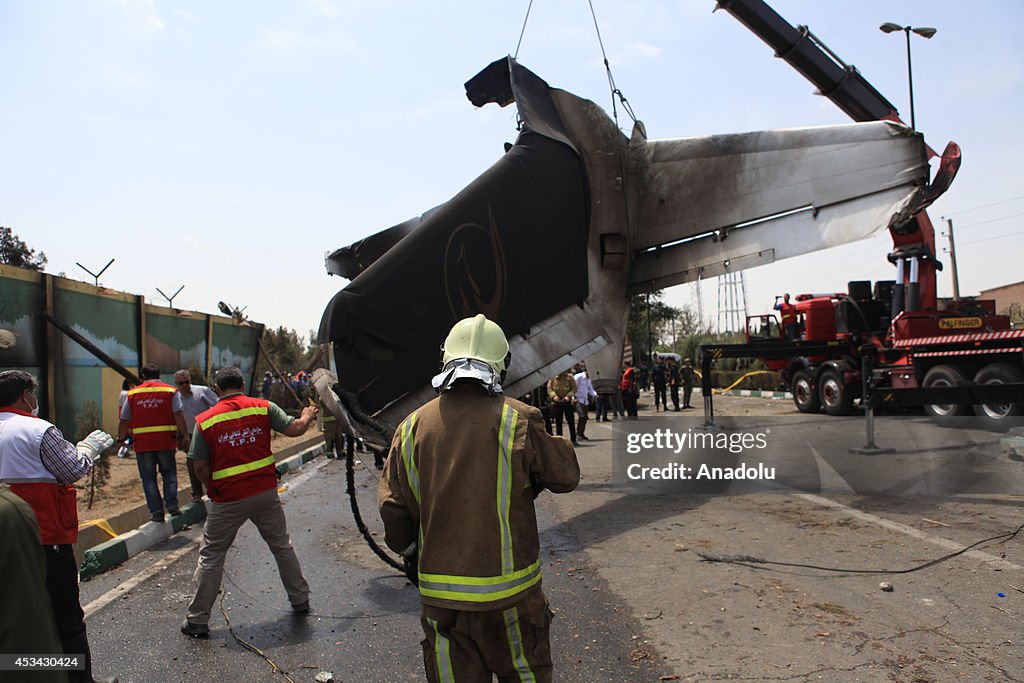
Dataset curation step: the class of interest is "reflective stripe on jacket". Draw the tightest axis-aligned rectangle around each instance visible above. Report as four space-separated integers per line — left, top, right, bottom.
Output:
379 386 580 611
0 411 79 544
127 381 178 452
196 396 276 503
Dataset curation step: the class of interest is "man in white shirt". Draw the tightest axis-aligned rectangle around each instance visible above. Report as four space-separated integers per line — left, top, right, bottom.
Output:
573 364 598 442
174 370 219 500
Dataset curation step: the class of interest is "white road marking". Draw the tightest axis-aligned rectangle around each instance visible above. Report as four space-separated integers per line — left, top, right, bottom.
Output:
83 457 329 619
83 541 198 618
794 492 1023 572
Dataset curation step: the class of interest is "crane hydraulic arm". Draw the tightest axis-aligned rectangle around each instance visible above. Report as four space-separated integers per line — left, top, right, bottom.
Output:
715 0 961 315
715 0 899 122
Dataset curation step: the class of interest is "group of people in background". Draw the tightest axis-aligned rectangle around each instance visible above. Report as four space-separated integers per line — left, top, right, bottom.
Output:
261 370 313 410
648 355 696 412
531 353 698 441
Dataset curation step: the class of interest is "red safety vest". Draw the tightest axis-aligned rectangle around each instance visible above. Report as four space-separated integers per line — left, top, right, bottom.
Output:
196 395 277 503
0 409 79 545
127 380 178 452
620 366 637 393
777 301 796 326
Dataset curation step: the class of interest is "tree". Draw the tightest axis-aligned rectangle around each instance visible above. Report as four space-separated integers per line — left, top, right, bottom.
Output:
626 291 708 361
0 227 47 270
1008 302 1024 327
256 326 317 377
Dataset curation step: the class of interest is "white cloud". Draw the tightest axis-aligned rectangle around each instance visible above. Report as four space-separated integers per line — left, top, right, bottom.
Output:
308 0 341 19
102 66 147 89
386 97 466 121
589 42 663 71
622 42 662 60
110 0 165 31
264 30 299 51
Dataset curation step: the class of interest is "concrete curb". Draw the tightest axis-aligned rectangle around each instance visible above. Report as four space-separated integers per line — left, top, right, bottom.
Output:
719 389 792 399
79 442 324 580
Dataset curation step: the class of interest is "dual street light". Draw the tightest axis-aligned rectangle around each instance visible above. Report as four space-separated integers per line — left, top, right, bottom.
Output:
879 23 961 300
879 22 937 130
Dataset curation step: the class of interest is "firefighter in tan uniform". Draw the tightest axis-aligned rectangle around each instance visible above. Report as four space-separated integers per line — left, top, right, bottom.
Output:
379 314 580 683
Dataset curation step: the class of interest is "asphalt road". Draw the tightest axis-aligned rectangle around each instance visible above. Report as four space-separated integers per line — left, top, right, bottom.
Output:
79 396 1024 682
550 398 1024 682
79 455 663 682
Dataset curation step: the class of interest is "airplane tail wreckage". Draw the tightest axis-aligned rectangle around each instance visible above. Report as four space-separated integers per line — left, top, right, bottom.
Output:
318 54 958 445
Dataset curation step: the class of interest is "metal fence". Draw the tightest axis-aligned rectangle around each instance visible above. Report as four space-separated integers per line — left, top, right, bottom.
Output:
0 264 263 438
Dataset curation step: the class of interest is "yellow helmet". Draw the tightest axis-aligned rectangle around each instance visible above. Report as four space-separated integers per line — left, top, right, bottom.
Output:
441 314 509 373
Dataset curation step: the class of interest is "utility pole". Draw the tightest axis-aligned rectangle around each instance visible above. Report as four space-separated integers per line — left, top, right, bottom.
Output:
645 289 653 361
942 216 961 301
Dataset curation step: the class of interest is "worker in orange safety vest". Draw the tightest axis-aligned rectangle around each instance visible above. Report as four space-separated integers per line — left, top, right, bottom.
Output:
118 363 188 523
775 293 799 340
180 366 318 638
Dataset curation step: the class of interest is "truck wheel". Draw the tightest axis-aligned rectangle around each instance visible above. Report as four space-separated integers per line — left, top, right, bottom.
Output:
922 365 970 419
973 363 1024 430
791 370 820 413
818 369 852 416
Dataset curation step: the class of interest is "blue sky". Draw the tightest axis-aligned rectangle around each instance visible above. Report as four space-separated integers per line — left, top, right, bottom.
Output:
3 1 1022 336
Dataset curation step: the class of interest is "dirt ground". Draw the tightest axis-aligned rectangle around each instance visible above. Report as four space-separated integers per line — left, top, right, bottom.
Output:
76 428 325 523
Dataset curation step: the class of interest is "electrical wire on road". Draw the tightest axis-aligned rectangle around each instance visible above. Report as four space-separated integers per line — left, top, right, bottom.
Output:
218 590 298 683
698 520 1024 575
222 570 416 621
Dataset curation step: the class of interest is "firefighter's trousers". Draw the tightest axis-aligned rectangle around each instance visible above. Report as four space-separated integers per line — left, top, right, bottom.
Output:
419 589 553 683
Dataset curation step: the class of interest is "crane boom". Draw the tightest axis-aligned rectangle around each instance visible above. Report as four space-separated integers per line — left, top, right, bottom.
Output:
716 0 961 315
716 0 901 123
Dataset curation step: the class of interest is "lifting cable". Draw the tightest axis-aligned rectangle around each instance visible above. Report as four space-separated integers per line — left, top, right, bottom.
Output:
587 0 637 129
514 0 534 60
512 0 637 129
698 520 1024 575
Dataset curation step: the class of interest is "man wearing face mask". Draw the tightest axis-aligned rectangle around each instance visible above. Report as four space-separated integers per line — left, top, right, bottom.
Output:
0 370 119 683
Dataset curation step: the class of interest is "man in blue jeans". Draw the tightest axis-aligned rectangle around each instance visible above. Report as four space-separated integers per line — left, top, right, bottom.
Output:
117 364 188 523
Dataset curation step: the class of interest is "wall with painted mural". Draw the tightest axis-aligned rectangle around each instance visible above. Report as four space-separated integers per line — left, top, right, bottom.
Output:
0 264 263 438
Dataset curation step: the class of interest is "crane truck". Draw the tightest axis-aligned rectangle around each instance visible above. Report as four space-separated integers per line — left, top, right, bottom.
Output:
701 1 1024 430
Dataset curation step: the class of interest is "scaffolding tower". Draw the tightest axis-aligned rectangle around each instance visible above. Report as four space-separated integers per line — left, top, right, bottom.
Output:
717 271 748 333
692 278 705 332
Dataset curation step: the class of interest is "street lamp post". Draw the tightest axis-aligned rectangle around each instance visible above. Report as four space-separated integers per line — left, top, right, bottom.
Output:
879 22 937 130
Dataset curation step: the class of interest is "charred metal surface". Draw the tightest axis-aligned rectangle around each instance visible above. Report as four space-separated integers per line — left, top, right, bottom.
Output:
319 58 946 435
